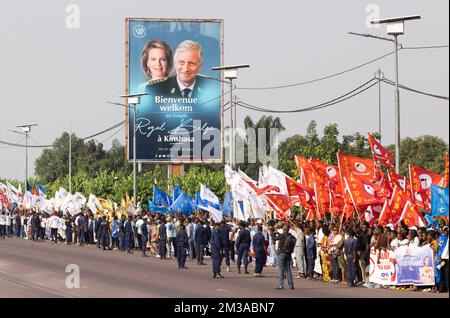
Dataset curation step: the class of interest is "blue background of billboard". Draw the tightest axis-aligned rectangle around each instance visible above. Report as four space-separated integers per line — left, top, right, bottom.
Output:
127 20 222 162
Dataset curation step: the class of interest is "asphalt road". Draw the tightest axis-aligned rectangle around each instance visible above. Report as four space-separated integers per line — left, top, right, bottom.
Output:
0 238 447 298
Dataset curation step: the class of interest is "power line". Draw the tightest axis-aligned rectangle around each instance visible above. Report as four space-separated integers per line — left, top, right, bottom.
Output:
402 44 449 50
235 44 448 91
0 121 126 148
235 78 378 113
0 136 25 149
100 124 125 144
235 50 396 90
28 135 43 146
382 78 449 100
80 121 125 141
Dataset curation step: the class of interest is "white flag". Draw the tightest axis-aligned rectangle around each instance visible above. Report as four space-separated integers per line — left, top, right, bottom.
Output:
208 205 223 223
200 184 220 206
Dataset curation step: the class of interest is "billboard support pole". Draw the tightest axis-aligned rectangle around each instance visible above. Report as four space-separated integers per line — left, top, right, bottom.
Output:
133 104 137 205
229 79 234 168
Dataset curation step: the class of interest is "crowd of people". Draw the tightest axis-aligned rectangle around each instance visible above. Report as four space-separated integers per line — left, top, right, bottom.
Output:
0 205 448 293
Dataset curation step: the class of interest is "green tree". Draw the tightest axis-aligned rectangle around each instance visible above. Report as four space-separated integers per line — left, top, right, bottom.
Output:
321 123 340 164
387 135 448 176
239 115 286 179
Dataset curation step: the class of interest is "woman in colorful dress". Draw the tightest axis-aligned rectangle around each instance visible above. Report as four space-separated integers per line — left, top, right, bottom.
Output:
321 226 332 282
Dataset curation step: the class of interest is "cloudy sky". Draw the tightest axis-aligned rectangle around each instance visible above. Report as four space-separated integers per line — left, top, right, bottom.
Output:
0 0 448 180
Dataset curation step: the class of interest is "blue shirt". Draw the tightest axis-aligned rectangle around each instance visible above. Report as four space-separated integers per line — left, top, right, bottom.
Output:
344 236 357 255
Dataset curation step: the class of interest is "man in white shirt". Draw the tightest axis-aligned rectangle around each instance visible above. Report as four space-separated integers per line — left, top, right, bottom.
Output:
49 212 60 244
135 216 144 251
0 211 6 239
314 221 324 277
5 212 12 238
293 223 306 278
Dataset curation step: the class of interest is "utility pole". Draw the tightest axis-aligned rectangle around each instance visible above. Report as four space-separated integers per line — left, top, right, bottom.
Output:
376 68 384 141
69 125 72 193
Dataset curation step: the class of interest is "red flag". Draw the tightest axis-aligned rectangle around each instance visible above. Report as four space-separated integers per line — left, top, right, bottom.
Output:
337 152 377 181
241 177 279 195
389 186 410 224
264 193 292 220
409 164 444 209
295 155 315 190
285 176 313 209
313 178 329 218
310 157 344 198
444 152 449 188
0 190 8 206
399 200 426 228
387 170 407 191
306 209 315 221
343 199 355 221
309 158 341 183
367 132 394 169
343 175 388 207
378 199 391 226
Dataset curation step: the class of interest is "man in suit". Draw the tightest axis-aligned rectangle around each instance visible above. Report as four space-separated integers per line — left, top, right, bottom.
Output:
236 221 251 274
211 222 224 278
124 215 134 254
158 218 167 259
252 225 266 277
195 220 207 265
176 223 189 269
150 40 219 102
141 217 150 257
219 220 232 272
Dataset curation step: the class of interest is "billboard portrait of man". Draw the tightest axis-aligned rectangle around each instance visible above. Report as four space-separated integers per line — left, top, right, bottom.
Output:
126 19 223 163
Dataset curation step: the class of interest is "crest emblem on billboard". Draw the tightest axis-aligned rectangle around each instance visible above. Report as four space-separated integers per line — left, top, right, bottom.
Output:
133 24 147 38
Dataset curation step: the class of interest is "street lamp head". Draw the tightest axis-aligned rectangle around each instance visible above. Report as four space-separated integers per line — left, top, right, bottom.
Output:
212 64 250 80
370 15 421 36
16 124 38 133
370 15 421 24
120 93 148 105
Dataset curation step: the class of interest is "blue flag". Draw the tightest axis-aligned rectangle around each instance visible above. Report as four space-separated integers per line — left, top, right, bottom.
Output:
223 190 234 218
424 214 438 229
172 186 182 203
195 191 209 210
147 199 169 214
26 181 31 192
153 186 170 207
36 182 46 195
431 184 449 217
170 192 196 216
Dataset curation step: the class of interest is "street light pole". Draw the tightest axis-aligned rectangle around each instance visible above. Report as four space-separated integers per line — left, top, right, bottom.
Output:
69 125 72 193
229 78 234 167
117 93 147 205
393 34 401 173
132 103 137 205
9 124 38 190
212 64 250 169
352 14 420 173
25 131 28 187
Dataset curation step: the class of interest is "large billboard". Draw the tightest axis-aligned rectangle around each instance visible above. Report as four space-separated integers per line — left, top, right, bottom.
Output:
125 18 223 163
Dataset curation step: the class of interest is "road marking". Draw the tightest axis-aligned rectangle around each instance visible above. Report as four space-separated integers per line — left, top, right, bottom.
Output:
215 288 230 293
